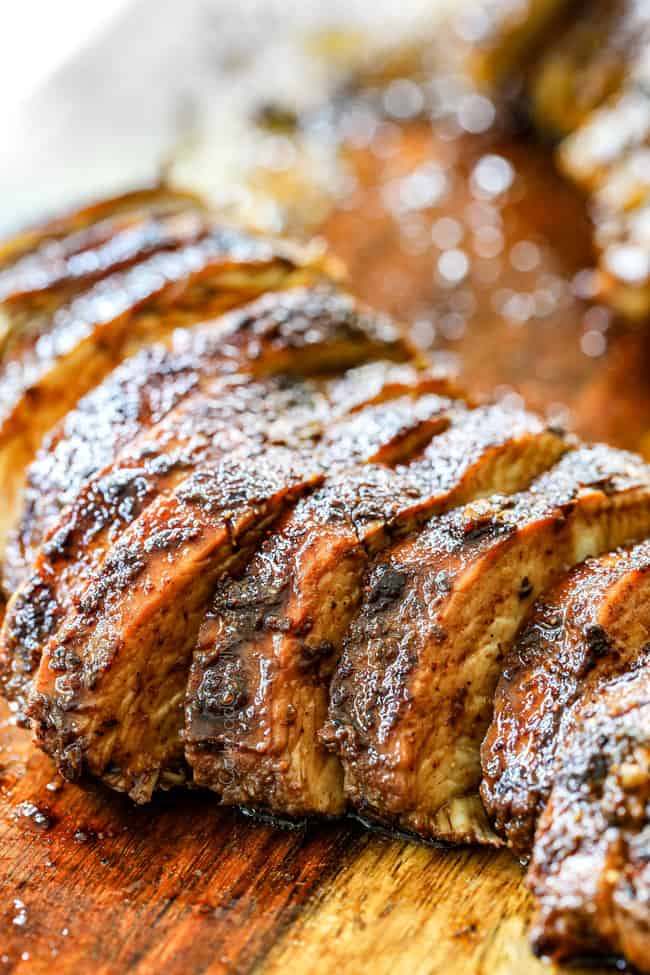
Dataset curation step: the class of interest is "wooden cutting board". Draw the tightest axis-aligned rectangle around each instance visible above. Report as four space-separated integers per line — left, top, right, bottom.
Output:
1 119 648 974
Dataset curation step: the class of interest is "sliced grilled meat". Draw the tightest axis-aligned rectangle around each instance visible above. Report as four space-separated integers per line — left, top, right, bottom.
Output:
482 539 650 859
326 445 650 843
0 186 202 269
0 289 414 714
186 404 568 818
0 228 328 562
5 289 420 591
25 390 457 802
525 636 650 969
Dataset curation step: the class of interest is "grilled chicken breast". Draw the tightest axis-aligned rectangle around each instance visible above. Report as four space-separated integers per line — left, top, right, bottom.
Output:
482 539 650 853
0 221 329 562
3 187 650 974
26 391 456 802
484 541 650 969
0 288 412 716
186 404 568 817
327 446 650 843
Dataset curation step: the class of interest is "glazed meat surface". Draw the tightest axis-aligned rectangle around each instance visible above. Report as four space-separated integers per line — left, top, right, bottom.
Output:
5 288 416 592
186 404 568 817
0 287 413 717
25 389 457 802
528 660 650 971
0 216 328 563
482 538 650 854
326 446 650 843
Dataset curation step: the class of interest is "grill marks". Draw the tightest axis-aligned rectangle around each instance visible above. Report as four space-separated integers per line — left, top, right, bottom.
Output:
482 540 650 968
0 289 416 715
25 396 456 802
186 405 567 817
482 539 650 858
3 294 439 800
0 195 331 564
6 287 412 592
326 445 650 843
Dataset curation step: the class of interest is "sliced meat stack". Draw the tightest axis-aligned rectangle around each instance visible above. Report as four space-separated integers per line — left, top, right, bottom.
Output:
483 540 650 969
1 191 649 972
0 186 330 564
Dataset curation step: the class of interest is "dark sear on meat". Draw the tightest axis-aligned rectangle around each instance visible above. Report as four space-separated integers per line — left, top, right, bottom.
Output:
324 445 650 843
0 287 417 714
0 202 331 564
4 287 419 593
481 539 650 968
186 404 567 817
3 190 650 974
482 540 650 968
26 390 459 802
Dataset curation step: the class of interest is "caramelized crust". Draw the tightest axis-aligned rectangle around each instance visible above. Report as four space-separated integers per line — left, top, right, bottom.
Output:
0 289 414 714
186 405 567 817
0 186 202 269
29 449 324 802
483 538 650 858
0 230 330 562
25 392 456 802
526 639 650 968
327 445 650 843
6 289 414 590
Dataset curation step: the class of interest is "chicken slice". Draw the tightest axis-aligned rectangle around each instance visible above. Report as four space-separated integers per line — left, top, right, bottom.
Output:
326 445 650 843
185 404 568 818
25 390 458 802
0 227 328 561
0 186 202 269
0 288 414 712
482 539 650 856
529 665 649 971
5 288 417 592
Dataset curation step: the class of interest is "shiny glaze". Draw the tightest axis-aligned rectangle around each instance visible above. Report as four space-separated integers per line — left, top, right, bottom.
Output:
327 445 650 841
186 403 566 817
529 654 650 970
482 537 650 857
0 288 412 714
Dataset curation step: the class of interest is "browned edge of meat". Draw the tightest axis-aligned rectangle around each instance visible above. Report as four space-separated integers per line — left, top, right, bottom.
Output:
325 445 650 844
23 382 460 803
185 404 568 819
528 651 650 971
28 448 325 802
0 287 415 717
482 538 650 857
0 185 204 268
0 226 333 565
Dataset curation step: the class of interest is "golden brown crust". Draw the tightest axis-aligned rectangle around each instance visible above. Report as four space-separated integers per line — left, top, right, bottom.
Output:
327 445 650 842
0 227 332 567
186 405 567 818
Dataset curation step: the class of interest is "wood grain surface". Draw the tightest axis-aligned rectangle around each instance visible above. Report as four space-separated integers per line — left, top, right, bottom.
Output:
1 116 647 974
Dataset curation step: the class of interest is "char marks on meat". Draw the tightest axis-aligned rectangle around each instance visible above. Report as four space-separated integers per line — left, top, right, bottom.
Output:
186 404 567 817
326 445 650 843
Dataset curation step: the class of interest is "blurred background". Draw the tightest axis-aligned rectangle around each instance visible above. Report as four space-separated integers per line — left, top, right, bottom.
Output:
0 0 447 233
3 0 650 457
